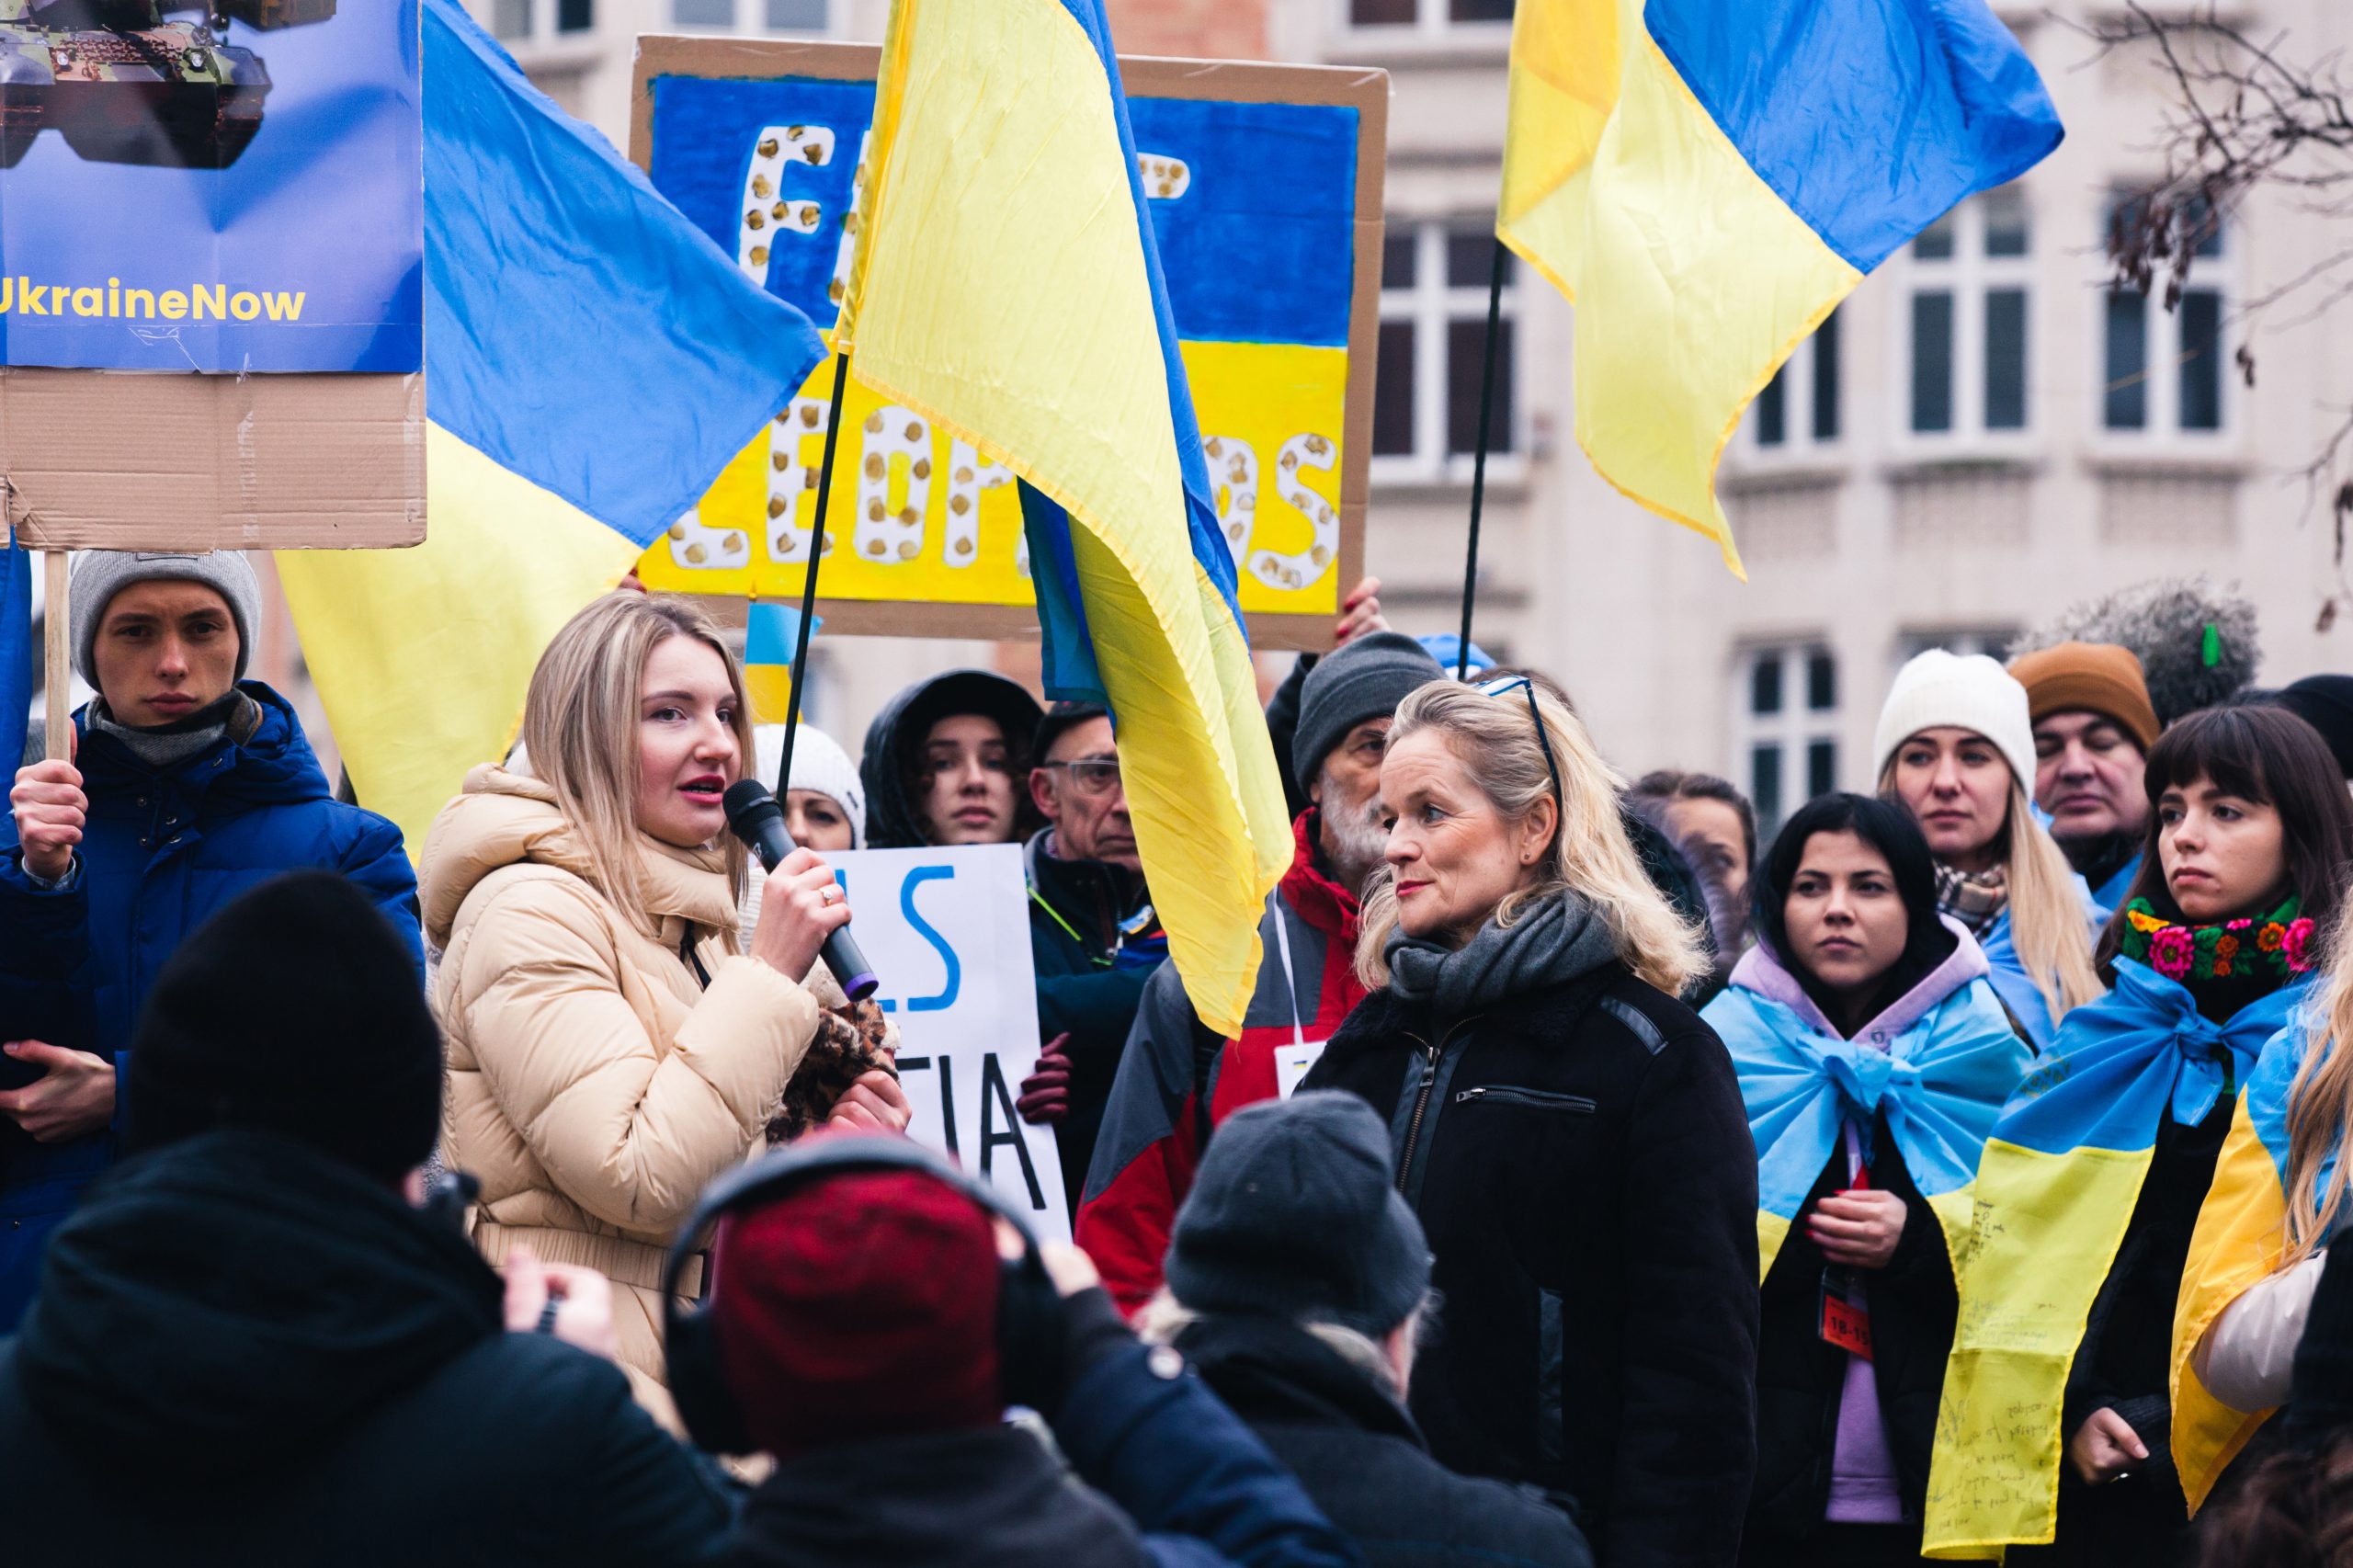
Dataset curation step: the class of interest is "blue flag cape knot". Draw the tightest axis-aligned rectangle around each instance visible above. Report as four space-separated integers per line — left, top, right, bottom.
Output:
1708 972 2029 1279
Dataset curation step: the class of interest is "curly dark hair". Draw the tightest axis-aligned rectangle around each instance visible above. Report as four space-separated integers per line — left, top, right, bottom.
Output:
2194 1433 2353 1568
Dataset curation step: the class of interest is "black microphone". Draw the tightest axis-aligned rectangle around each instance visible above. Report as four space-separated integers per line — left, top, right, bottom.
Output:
722 779 879 1001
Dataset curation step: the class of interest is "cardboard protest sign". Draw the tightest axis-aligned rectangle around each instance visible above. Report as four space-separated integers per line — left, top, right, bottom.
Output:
0 0 420 372
827 844 1070 1242
0 0 423 551
630 39 1383 652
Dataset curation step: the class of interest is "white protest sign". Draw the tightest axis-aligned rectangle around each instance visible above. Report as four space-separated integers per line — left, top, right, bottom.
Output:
828 845 1069 1242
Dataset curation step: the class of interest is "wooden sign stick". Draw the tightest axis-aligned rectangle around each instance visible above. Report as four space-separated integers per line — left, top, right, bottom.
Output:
42 551 67 762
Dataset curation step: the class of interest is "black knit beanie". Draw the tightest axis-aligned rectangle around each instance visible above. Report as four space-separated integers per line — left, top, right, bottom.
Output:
2279 676 2353 781
1290 631 1446 788
1166 1091 1431 1336
128 871 439 1184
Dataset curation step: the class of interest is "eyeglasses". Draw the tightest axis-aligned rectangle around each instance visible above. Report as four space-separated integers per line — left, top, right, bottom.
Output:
1475 675 1565 813
1037 757 1123 798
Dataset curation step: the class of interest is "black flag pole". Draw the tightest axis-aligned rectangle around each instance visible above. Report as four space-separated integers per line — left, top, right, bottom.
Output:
1455 235 1507 682
774 349 855 801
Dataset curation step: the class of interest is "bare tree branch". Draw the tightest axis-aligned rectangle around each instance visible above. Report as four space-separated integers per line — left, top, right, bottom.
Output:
2072 1 2353 624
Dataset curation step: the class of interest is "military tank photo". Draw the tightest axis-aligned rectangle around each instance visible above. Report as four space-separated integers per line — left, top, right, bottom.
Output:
0 0 335 170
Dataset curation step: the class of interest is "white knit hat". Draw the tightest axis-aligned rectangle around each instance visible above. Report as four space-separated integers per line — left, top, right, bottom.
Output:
1872 649 2037 790
752 723 866 850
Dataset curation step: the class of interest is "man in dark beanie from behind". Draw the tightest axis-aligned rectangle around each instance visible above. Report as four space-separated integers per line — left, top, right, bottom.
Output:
0 871 733 1568
1143 1093 1592 1568
698 1130 1363 1568
1077 631 1445 1312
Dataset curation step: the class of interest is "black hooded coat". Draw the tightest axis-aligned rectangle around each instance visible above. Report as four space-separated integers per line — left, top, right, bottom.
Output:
0 1129 735 1567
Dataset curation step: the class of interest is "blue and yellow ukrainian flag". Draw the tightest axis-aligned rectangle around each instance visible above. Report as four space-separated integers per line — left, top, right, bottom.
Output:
837 0 1290 1037
1499 0 2063 575
278 0 827 852
2171 1021 2331 1514
743 601 817 727
1922 960 2309 1556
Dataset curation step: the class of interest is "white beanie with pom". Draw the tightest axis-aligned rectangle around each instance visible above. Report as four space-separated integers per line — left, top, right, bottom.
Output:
1872 649 2037 790
752 723 866 849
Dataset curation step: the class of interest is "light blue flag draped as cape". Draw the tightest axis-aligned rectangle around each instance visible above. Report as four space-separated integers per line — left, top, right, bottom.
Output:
1709 974 2029 1280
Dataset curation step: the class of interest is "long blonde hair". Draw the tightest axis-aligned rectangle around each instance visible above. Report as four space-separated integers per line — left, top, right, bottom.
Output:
2285 919 2353 1264
1355 679 1709 996
1878 761 2103 1025
517 593 755 936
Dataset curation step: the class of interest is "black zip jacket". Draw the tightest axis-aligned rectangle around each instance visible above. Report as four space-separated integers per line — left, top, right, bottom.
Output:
1302 962 1758 1568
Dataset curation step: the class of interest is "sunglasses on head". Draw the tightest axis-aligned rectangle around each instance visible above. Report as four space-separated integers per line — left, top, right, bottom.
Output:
1474 675 1566 815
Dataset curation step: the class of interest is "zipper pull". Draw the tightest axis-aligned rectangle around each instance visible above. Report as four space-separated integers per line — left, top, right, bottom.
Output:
1454 1087 1484 1104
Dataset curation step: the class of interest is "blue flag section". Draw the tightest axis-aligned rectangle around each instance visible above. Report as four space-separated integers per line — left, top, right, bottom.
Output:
0 540 26 771
0 0 423 372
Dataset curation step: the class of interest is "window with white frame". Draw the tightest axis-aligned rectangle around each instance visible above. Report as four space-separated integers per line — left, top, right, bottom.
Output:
1749 307 1842 452
1372 222 1518 481
2102 192 2228 436
1346 0 1513 29
670 0 826 33
1733 644 1839 836
1906 186 2033 440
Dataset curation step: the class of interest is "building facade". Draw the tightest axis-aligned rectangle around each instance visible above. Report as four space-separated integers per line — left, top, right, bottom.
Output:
464 0 2353 832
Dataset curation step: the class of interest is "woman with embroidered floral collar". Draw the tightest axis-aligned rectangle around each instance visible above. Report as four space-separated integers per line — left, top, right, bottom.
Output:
1704 793 2030 1566
1874 651 2105 1055
1921 705 2353 1564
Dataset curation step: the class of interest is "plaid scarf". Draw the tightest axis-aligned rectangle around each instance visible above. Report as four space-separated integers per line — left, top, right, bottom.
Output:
1934 861 2009 937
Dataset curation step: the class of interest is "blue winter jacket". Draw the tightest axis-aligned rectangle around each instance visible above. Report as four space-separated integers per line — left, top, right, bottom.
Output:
0 683 421 1330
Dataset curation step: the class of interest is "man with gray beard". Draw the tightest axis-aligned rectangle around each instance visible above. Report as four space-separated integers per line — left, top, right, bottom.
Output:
1074 632 1446 1312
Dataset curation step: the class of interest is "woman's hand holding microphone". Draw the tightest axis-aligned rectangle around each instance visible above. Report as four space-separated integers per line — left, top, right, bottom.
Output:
747 846 855 983
745 848 912 1135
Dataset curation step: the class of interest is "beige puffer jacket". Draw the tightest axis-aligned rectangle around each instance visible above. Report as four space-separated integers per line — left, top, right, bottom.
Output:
421 765 835 1425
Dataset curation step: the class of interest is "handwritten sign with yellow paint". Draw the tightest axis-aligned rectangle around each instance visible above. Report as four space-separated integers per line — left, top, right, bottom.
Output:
630 42 1382 649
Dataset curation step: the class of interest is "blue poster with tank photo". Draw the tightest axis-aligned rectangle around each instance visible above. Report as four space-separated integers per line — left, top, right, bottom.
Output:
0 0 420 372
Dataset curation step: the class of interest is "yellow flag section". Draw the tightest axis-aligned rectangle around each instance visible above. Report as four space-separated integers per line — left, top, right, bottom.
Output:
2172 1026 2319 1515
1923 1138 2153 1556
278 426 642 852
1496 0 2061 575
837 0 1289 1037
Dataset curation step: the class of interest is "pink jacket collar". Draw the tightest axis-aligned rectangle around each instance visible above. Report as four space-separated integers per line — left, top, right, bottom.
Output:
1729 914 1990 1043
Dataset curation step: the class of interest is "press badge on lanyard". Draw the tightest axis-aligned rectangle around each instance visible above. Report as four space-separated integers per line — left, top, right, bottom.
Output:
1268 910 1327 1099
1818 1121 1874 1361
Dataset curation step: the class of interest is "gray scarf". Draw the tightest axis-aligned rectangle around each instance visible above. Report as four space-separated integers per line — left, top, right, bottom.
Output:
87 692 256 771
1384 890 1620 1018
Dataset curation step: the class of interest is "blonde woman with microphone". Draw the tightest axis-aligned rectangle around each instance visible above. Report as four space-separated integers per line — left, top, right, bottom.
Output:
420 592 908 1424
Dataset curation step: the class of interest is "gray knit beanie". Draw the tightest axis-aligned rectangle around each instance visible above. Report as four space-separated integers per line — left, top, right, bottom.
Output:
1292 631 1446 788
71 551 259 687
1166 1091 1432 1336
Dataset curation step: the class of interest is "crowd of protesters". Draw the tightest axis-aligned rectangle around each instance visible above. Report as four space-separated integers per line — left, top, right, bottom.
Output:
15 553 2353 1564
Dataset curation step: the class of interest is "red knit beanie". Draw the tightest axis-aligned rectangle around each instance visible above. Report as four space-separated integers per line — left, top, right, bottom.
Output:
708 1153 1005 1459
